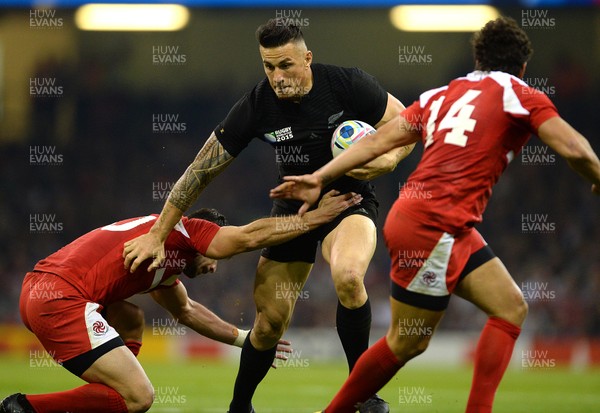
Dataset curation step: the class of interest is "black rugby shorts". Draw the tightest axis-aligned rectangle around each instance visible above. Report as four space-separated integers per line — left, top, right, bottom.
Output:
261 196 378 263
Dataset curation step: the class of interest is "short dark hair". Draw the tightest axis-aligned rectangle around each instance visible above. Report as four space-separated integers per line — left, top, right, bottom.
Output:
471 16 533 76
188 208 228 227
256 18 305 48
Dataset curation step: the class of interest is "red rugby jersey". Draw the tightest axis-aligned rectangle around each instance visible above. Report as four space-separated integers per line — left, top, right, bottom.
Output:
33 215 220 305
397 71 559 233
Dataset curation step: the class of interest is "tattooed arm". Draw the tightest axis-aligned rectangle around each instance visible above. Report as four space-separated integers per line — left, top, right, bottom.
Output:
123 133 234 272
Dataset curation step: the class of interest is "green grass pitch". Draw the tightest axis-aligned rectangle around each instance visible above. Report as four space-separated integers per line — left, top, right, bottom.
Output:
1 355 599 412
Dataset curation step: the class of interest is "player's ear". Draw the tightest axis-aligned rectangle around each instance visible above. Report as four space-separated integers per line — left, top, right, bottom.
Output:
305 50 313 67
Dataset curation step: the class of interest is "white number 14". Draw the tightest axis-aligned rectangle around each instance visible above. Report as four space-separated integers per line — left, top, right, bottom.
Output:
425 89 481 148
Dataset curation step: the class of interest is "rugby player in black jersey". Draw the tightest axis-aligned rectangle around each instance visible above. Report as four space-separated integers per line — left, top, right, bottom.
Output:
123 18 415 413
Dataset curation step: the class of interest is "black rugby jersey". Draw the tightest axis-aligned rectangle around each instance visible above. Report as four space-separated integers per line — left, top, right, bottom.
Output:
214 63 388 202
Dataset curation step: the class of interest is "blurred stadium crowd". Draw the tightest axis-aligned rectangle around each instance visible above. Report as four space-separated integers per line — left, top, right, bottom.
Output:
1 52 599 341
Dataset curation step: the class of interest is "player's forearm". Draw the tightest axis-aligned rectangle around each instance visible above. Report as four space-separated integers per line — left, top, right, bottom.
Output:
559 129 600 185
318 121 399 186
149 202 185 242
346 153 395 181
371 143 416 174
237 213 322 252
149 137 233 242
566 147 600 186
319 117 418 186
571 136 600 184
178 300 242 346
538 117 600 185
166 134 234 215
395 142 416 164
348 143 416 180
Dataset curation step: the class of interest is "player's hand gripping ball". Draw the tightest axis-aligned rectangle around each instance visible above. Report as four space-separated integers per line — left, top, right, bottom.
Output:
331 120 375 158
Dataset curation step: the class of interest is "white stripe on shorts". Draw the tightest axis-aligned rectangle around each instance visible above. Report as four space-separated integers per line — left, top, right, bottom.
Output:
84 302 120 349
405 232 454 297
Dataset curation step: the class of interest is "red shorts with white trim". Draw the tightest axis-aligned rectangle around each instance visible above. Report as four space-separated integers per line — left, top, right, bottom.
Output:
19 271 123 376
383 208 495 311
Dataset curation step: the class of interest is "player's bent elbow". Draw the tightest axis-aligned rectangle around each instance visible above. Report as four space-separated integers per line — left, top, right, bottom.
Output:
384 156 400 174
376 152 402 174
402 143 417 160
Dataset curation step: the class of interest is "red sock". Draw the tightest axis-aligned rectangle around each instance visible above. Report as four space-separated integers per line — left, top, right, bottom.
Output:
125 339 142 357
325 337 404 413
466 316 521 413
26 383 127 413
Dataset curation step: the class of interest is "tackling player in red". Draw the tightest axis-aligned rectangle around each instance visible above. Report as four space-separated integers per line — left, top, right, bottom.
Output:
270 16 600 413
0 191 360 413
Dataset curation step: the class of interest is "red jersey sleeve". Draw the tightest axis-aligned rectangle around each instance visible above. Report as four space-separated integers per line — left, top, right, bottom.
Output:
400 101 423 135
400 85 448 141
512 79 559 133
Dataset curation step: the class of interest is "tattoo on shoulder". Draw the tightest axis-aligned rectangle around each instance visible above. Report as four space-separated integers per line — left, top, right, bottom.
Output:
168 134 234 211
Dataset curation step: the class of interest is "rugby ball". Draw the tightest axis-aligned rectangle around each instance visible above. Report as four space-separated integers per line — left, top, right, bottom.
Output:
331 120 375 158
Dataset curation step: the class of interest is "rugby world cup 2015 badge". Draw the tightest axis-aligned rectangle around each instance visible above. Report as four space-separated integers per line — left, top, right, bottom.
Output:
264 126 294 143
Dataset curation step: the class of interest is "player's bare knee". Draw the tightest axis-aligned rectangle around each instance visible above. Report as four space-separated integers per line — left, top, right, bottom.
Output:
253 312 288 347
252 325 285 349
387 333 432 362
508 293 528 326
125 382 154 413
127 399 153 413
333 268 366 308
493 290 528 326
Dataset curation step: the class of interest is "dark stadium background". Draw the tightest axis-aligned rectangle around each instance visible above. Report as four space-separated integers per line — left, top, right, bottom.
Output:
1 3 599 355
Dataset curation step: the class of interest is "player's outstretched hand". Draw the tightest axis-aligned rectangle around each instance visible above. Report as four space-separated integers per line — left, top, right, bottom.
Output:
312 190 362 224
592 184 600 195
123 233 165 273
272 338 293 369
270 174 323 215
